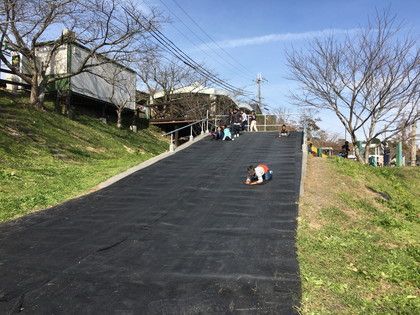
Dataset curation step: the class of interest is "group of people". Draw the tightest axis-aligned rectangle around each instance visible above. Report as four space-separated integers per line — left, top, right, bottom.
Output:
211 125 233 141
228 108 259 136
209 109 276 185
229 108 246 138
210 109 260 141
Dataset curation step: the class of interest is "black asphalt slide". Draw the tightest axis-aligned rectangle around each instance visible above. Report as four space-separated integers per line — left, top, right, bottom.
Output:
0 132 303 314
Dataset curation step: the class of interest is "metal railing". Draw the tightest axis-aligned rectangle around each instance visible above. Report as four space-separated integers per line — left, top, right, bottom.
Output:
162 112 306 152
163 111 212 152
213 114 298 132
300 127 308 198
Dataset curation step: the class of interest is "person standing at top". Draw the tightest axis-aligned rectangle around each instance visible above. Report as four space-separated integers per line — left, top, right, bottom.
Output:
241 110 248 131
227 108 234 127
249 111 258 132
232 108 242 138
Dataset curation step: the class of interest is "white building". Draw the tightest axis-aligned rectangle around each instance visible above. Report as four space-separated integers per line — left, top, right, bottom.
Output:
154 84 239 105
153 83 258 114
6 37 136 110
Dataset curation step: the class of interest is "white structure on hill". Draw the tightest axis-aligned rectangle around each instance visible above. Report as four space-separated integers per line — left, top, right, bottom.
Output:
154 84 238 103
153 83 260 116
5 36 136 109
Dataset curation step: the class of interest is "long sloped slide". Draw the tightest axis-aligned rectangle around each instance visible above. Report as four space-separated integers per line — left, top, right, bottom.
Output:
0 132 303 314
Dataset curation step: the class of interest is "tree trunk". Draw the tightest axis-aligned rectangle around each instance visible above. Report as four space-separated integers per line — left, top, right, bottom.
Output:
133 108 139 126
29 74 47 109
117 109 122 128
147 94 154 119
66 92 75 119
363 141 371 164
59 91 72 117
30 86 38 106
355 152 365 163
30 84 42 109
353 141 365 163
55 90 62 113
350 133 365 163
61 100 68 115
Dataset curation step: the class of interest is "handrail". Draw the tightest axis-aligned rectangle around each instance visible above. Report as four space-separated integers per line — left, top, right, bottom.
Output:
212 114 299 132
163 111 211 152
163 118 208 136
161 112 306 152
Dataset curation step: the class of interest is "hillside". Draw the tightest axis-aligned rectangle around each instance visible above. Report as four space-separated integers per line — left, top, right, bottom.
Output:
0 91 168 222
298 157 419 314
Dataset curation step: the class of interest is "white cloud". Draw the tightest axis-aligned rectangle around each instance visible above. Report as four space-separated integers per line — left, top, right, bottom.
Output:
197 28 361 50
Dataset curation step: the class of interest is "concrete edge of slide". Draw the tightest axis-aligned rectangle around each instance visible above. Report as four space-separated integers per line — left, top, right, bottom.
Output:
93 132 210 191
299 131 307 199
0 133 210 226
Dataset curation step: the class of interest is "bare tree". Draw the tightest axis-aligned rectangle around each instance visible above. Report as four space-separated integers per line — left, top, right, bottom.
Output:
136 54 210 119
311 129 341 150
0 0 161 109
154 59 206 97
299 109 321 139
99 66 135 128
271 106 298 125
287 11 419 163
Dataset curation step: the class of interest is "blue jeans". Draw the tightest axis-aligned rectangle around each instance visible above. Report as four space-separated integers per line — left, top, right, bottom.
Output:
263 171 273 181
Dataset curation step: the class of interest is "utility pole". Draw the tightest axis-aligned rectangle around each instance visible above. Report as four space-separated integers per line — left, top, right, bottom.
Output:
256 73 267 112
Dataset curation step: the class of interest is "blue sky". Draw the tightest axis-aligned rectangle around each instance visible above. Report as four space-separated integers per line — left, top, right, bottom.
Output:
144 0 420 137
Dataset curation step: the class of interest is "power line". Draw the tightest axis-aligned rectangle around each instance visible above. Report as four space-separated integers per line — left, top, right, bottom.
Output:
153 0 254 83
124 7 252 95
169 0 255 78
143 21 248 95
151 26 249 94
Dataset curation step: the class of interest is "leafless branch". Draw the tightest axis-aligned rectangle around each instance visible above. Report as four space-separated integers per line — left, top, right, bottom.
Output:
0 0 164 109
286 10 419 162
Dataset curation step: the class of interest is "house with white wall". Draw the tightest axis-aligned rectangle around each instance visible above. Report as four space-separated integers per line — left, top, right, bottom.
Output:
5 34 136 111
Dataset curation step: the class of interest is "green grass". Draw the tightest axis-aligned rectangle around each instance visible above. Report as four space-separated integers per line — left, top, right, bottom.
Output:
298 157 419 314
0 91 168 222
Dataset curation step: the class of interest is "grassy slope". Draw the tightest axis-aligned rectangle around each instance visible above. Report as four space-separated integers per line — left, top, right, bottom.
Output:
298 157 419 314
0 91 168 222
